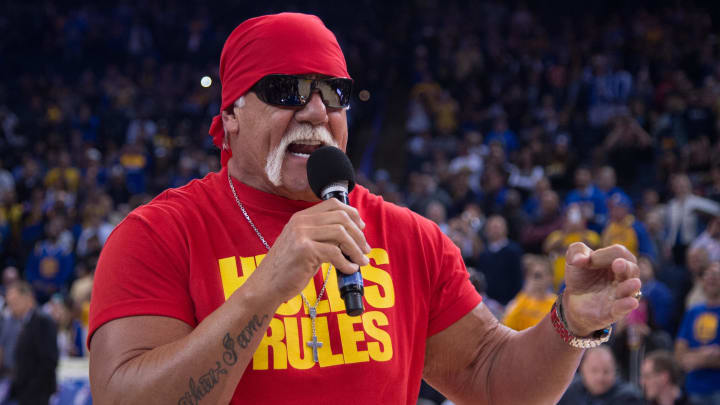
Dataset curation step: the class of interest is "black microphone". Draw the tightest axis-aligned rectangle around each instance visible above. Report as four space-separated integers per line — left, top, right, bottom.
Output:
307 146 364 317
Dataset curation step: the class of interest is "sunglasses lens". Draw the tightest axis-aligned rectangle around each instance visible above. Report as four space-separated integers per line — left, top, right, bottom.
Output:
254 75 352 108
317 79 353 108
259 76 304 106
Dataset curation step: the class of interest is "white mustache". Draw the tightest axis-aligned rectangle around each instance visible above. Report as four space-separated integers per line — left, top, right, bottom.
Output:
280 124 339 150
265 125 339 186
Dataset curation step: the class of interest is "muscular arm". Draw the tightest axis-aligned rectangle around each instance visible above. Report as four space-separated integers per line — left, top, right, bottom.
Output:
90 198 370 404
425 243 640 405
423 300 583 405
89 273 279 405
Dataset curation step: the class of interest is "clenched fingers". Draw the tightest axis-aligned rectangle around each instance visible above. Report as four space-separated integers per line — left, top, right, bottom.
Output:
310 210 371 254
302 198 365 230
614 278 642 299
305 225 369 271
312 240 363 275
611 258 640 282
566 242 592 265
588 244 637 269
611 296 640 319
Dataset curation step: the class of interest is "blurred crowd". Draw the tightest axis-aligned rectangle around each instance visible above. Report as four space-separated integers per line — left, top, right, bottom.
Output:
2 0 720 404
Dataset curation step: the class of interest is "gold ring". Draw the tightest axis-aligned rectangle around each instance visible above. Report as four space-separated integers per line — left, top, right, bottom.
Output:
633 291 642 300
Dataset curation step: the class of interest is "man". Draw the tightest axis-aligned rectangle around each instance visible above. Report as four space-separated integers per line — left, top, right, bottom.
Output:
558 345 644 405
690 216 720 262
477 215 524 305
665 173 720 265
641 350 699 405
4 281 58 405
88 13 643 404
544 203 601 290
684 247 712 309
637 256 675 335
595 165 622 197
502 254 556 331
675 262 720 405
601 191 658 263
565 166 608 232
521 189 563 254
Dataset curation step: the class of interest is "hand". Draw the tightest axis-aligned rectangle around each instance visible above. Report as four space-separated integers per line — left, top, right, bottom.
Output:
562 243 641 337
252 198 371 304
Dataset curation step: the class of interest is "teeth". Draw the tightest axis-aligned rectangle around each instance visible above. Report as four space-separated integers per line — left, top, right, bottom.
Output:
289 152 310 158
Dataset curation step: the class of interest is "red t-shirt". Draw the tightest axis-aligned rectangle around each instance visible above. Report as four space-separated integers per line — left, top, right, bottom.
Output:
89 167 481 404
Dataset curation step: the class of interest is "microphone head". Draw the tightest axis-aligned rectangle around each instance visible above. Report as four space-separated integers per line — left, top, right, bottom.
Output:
307 146 356 199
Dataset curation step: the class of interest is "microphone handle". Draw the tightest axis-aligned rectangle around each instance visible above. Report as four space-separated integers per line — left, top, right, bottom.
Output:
323 189 365 317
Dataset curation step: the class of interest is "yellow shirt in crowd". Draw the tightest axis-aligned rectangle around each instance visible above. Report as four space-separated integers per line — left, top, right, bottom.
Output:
502 291 557 331
544 230 601 290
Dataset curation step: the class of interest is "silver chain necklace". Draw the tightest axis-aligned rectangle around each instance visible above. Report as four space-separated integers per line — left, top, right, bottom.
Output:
228 170 331 363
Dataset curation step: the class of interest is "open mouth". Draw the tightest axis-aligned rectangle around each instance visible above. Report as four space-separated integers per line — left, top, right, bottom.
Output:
286 140 325 158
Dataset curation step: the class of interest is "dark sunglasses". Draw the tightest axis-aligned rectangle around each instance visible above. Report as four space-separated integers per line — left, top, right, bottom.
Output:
251 74 353 108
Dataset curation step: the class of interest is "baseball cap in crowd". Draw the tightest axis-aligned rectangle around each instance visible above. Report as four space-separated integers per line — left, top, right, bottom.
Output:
609 191 633 211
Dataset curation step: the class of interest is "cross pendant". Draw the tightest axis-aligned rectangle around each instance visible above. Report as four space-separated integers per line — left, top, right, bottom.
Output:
307 334 323 363
306 308 323 363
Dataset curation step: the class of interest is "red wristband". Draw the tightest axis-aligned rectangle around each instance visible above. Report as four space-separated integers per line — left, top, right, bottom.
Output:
550 292 612 349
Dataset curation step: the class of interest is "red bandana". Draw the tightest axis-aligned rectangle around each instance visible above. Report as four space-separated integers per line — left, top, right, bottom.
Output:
209 13 350 166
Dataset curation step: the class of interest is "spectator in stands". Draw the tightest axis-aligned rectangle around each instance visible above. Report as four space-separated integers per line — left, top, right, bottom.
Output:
499 188 529 243
44 151 80 195
69 259 94 328
5 281 58 405
24 216 75 303
665 173 720 265
707 166 720 203
690 215 720 262
46 294 85 358
0 266 18 299
502 254 556 331
602 114 655 194
406 172 452 216
520 189 563 254
485 114 518 153
595 166 623 199
445 167 480 218
477 215 524 305
507 147 543 194
609 257 675 381
467 268 503 320
557 345 644 405
478 165 510 216
544 204 601 291
565 166 608 232
675 261 720 405
684 247 712 309
75 202 113 259
446 204 484 267
641 350 700 405
544 134 577 192
638 256 677 335
424 200 449 234
522 176 551 220
0 268 21 379
602 192 657 262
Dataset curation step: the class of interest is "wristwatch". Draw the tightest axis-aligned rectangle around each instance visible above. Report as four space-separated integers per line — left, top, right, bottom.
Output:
551 291 612 349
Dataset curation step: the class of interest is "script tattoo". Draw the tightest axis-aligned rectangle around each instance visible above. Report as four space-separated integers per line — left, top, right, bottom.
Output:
177 314 269 404
222 333 237 366
237 314 269 348
178 361 227 405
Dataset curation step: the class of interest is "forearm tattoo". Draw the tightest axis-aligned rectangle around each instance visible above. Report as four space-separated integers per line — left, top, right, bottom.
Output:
178 314 269 405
